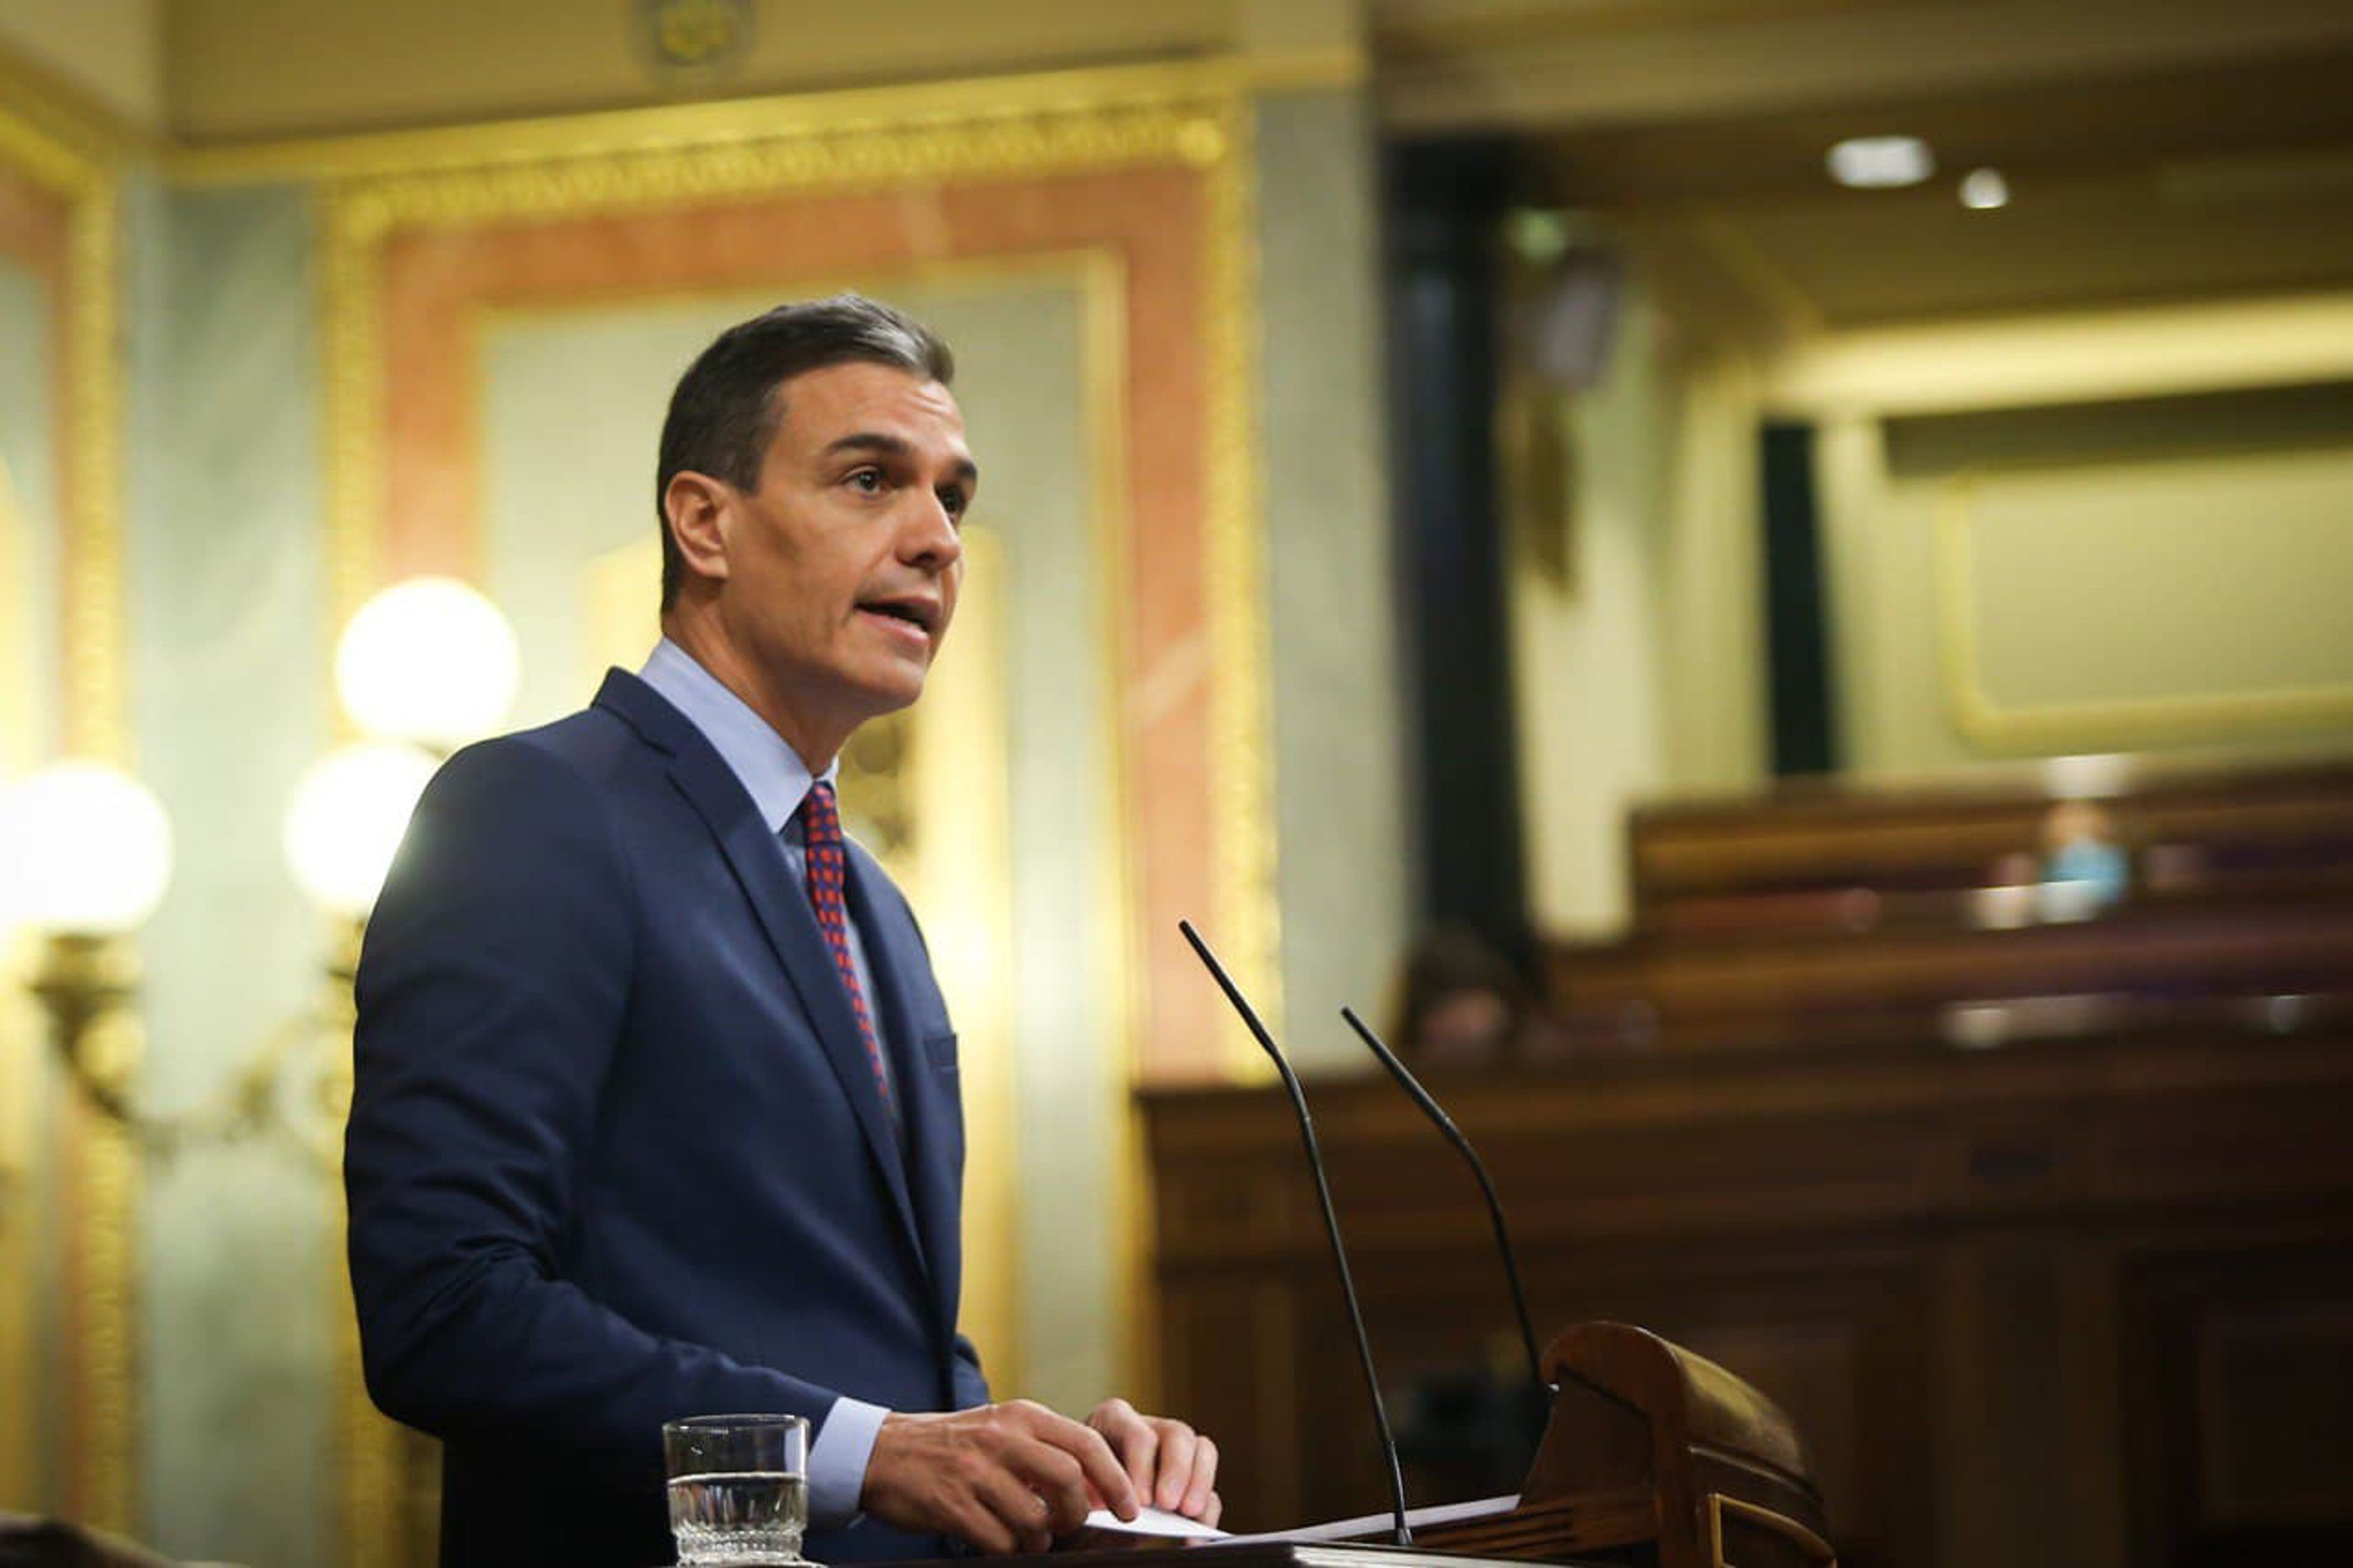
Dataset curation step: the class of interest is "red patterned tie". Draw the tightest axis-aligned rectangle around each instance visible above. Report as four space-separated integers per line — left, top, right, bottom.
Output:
798 781 896 1121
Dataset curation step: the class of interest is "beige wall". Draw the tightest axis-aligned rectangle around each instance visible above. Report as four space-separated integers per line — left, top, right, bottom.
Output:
1509 279 1772 937
0 0 162 131
1508 291 1673 937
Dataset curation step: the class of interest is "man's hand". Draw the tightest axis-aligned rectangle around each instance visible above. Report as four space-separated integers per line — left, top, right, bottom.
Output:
860 1401 1141 1554
1086 1398 1222 1527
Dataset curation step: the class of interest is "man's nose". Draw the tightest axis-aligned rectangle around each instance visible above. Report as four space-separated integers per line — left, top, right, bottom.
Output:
902 491 964 569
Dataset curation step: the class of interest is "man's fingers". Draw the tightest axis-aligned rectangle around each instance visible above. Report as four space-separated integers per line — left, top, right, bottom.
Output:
1182 1434 1219 1518
1153 1424 1197 1511
969 1463 1058 1555
862 1401 1193 1552
1002 1442 1092 1534
1091 1398 1158 1505
1034 1408 1137 1520
1200 1491 1223 1530
941 1477 1018 1559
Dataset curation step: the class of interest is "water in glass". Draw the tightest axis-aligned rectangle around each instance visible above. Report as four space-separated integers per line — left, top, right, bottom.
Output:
668 1469 806 1565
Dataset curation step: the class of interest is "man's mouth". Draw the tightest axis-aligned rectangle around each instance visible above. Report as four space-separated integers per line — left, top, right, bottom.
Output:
857 596 941 636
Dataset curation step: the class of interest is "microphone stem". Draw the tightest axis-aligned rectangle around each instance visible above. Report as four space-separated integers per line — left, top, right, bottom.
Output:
1183 924 1413 1547
1341 1007 1548 1399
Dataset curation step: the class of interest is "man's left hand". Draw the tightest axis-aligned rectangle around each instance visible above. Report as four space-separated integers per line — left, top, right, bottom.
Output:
1085 1399 1222 1527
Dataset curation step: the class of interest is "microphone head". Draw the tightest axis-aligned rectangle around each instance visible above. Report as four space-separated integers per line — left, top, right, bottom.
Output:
1180 920 1289 1075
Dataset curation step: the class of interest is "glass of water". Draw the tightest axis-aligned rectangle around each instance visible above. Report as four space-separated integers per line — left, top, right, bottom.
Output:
663 1413 810 1566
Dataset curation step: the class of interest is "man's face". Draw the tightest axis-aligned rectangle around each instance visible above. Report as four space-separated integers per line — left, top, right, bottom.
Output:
710 360 974 757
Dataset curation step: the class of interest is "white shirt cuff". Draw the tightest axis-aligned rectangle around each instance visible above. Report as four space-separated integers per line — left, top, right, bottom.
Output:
809 1396 891 1530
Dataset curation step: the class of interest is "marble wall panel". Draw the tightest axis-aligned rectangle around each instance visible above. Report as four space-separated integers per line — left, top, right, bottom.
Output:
129 181 333 1567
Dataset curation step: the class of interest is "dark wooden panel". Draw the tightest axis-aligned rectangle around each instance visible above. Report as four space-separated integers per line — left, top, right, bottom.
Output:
1158 1275 1310 1531
2120 1243 2353 1567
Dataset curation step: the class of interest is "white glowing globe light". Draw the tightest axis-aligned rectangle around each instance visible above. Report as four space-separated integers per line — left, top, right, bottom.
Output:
283 741 439 919
336 576 519 748
1 761 174 935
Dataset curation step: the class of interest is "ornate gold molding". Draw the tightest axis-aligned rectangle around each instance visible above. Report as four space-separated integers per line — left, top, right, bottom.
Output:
0 43 144 178
1196 103 1283 1073
0 64 136 1540
175 52 1359 186
1935 475 2353 752
319 194 386 641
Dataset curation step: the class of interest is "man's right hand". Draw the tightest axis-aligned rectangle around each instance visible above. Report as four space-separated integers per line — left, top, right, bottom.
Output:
860 1402 1142 1554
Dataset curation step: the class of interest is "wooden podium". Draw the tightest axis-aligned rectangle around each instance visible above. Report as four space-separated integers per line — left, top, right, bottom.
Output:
1032 1322 1833 1568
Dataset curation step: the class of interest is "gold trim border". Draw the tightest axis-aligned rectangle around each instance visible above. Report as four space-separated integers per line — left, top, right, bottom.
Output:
320 72 1278 1561
1935 474 2353 752
0 454 28 1504
174 51 1360 186
1197 102 1283 1073
0 64 136 1539
1074 244 1154 1400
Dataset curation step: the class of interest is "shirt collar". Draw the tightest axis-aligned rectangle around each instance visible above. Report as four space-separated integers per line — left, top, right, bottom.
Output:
638 637 838 835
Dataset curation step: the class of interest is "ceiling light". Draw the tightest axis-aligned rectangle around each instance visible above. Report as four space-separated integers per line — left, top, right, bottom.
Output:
1959 168 2010 209
1826 135 1935 189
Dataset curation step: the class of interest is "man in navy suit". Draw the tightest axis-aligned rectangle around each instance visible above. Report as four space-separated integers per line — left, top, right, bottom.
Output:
346 296 1221 1567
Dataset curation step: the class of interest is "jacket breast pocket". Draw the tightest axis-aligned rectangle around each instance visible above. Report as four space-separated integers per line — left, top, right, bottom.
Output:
920 1030 964 1173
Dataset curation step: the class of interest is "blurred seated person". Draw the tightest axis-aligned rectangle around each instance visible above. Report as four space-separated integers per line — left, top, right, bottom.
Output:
1387 925 1530 1069
2037 799 2130 920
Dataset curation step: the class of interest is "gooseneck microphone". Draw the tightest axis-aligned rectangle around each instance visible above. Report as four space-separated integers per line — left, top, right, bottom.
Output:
1340 1005 1549 1403
1179 921 1413 1547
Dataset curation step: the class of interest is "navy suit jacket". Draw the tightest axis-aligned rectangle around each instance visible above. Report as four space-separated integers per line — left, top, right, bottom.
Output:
346 670 989 1567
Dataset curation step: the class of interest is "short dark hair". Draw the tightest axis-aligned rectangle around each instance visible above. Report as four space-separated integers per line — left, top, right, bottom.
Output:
655 294 955 610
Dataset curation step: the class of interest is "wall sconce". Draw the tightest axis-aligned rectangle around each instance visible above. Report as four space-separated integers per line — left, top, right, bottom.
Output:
4 760 174 1128
4 575 518 1162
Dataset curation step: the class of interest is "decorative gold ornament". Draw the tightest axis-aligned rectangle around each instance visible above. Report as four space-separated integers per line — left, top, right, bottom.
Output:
637 0 755 77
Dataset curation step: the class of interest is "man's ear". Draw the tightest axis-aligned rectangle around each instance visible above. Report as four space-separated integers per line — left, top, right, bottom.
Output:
664 471 733 586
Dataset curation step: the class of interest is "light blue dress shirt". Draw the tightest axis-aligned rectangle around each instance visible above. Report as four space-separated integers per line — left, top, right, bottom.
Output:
638 637 893 1528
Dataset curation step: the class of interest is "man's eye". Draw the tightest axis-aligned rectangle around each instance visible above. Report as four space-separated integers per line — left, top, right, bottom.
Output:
939 487 969 519
848 469 885 493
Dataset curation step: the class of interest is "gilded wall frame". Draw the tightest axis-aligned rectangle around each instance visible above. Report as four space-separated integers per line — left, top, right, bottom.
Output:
1934 475 2353 752
0 47 135 1537
320 66 1277 1062
314 62 1276 1565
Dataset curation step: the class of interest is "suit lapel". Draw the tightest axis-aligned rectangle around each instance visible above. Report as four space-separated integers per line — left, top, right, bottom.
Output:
593 672 928 1279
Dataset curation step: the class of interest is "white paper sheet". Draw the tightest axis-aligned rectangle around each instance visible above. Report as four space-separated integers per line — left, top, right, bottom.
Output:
1080 1505 1230 1540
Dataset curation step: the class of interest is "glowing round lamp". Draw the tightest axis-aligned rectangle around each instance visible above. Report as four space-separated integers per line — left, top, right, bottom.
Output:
335 576 520 749
2 761 174 936
283 741 438 919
